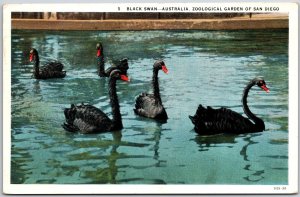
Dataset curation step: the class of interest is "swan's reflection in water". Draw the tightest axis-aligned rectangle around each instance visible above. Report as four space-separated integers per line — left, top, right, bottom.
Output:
240 133 265 182
193 132 265 183
146 121 165 160
59 130 149 184
113 120 167 184
193 133 237 151
32 80 41 95
83 131 122 184
69 123 166 184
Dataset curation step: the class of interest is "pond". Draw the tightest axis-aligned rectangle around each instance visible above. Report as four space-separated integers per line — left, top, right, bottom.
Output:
11 29 288 184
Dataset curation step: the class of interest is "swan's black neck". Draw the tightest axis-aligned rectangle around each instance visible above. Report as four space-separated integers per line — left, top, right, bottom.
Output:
33 54 40 78
108 77 123 130
152 68 162 104
242 81 265 131
97 56 106 76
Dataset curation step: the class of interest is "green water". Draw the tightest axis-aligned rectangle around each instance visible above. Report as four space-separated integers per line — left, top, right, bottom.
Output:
11 29 288 184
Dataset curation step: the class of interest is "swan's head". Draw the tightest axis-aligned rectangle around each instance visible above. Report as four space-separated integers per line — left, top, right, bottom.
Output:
110 69 130 82
96 42 103 57
154 60 168 74
29 48 38 62
253 77 270 93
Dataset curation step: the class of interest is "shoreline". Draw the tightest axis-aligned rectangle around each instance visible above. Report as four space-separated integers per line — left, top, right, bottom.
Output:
11 14 288 31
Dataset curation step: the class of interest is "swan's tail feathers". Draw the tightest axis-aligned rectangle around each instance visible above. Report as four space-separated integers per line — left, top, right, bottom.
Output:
62 104 81 132
62 123 79 133
134 98 143 115
133 108 148 118
134 94 147 116
134 93 148 113
56 71 66 78
196 104 206 113
134 94 144 110
55 71 66 78
64 108 70 119
64 104 77 124
189 115 196 124
190 105 211 132
190 104 205 121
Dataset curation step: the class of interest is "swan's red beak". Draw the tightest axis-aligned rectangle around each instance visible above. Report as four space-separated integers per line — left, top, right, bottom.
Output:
97 49 101 57
261 84 270 93
120 75 130 82
29 53 33 62
162 65 168 74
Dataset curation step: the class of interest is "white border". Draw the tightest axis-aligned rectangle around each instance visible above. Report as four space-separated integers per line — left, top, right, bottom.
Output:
3 3 298 194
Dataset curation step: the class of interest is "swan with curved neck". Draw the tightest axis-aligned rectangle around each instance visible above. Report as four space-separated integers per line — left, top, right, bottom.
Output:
62 70 130 133
134 60 168 120
96 42 129 77
29 48 66 79
189 77 270 135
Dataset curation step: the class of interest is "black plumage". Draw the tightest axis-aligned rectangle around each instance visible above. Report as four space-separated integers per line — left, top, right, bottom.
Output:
134 60 168 120
29 48 66 79
62 70 129 133
189 77 270 135
96 42 129 77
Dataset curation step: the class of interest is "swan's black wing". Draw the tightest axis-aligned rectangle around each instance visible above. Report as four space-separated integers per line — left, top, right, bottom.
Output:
37 61 66 79
189 105 255 135
62 104 113 133
116 60 129 75
38 70 66 79
43 61 64 71
134 93 168 120
105 58 129 76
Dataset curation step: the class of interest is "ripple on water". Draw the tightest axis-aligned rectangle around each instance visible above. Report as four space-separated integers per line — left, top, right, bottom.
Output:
10 29 289 185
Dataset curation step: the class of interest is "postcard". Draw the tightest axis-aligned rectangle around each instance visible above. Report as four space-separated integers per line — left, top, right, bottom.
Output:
3 2 298 194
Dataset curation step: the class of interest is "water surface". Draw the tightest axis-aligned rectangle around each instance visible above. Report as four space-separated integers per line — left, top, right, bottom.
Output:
11 29 288 184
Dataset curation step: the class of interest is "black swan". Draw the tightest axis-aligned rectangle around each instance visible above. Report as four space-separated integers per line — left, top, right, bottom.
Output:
96 42 129 77
189 77 270 135
29 48 66 79
62 70 129 133
134 60 168 120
